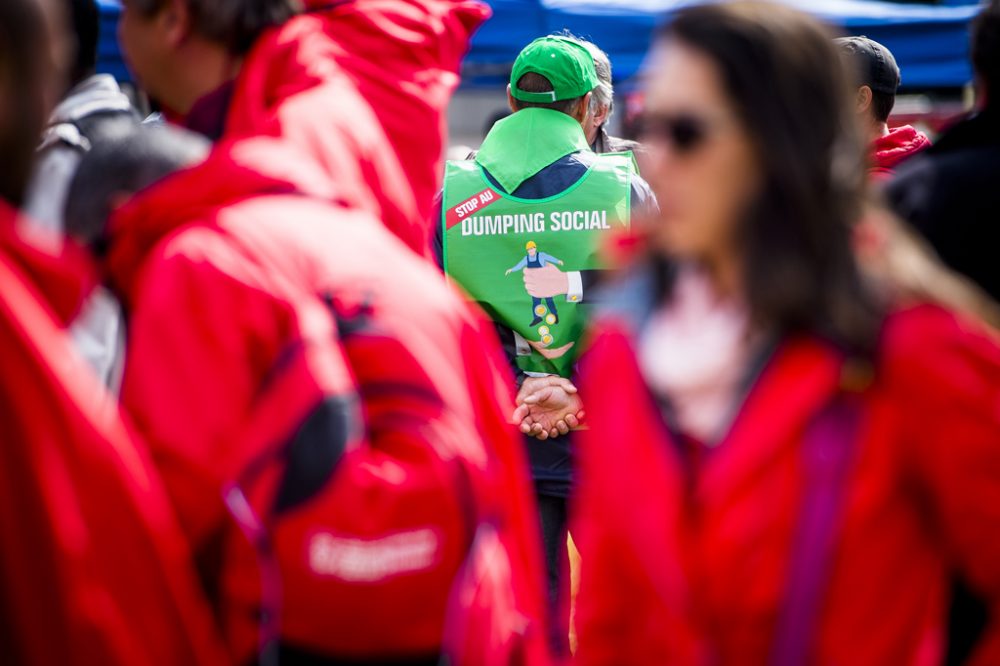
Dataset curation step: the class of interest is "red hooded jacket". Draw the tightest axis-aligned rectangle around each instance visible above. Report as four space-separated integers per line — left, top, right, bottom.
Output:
221 0 490 258
572 303 1000 666
104 136 549 663
870 124 931 180
0 203 228 665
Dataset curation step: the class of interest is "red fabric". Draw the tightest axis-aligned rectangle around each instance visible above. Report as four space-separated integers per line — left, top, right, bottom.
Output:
222 0 490 258
0 202 228 665
572 304 1000 666
104 135 549 662
870 125 931 179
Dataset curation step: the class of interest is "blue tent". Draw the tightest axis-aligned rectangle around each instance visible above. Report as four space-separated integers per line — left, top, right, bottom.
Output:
96 0 984 89
465 0 985 89
96 0 128 81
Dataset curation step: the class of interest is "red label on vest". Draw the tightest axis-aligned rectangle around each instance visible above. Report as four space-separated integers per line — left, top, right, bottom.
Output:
445 188 500 230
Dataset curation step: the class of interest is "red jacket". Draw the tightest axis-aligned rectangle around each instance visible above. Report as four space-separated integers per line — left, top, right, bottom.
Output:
870 125 931 179
0 203 228 665
223 0 490 257
104 136 549 663
572 303 1000 666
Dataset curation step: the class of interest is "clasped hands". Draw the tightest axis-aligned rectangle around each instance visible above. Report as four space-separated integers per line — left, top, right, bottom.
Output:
513 375 585 440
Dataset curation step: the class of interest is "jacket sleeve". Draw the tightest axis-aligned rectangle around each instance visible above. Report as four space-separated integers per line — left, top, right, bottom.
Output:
886 306 1000 666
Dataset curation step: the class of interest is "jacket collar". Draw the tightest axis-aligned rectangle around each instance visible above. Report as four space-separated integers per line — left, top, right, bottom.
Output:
476 108 591 193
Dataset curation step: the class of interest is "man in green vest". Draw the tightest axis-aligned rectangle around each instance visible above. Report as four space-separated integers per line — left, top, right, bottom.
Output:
439 35 655 653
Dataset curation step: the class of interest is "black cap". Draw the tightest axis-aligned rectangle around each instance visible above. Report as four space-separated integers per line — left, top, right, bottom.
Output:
836 36 901 95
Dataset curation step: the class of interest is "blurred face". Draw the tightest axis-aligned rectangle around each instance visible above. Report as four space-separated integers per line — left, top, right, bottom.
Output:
639 40 761 269
118 0 178 109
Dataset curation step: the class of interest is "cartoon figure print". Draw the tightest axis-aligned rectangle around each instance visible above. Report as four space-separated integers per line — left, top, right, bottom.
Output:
505 241 563 326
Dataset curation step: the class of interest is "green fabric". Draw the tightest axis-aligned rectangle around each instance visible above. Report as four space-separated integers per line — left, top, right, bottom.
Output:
476 108 592 194
510 36 599 103
442 153 634 376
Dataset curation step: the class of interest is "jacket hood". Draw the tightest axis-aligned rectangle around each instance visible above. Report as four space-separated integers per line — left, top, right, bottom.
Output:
0 200 95 326
871 125 931 172
104 136 346 305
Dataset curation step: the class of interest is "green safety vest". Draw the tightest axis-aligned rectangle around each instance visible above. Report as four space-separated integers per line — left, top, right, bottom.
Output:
442 154 633 376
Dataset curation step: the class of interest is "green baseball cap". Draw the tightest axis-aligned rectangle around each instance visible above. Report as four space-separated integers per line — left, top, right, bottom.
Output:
510 36 599 103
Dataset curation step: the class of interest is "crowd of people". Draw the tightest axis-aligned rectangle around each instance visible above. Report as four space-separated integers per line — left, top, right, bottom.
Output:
1 0 999 664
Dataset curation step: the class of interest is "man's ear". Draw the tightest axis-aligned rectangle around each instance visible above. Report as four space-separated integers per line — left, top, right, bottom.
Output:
160 0 193 48
507 84 518 113
590 97 611 129
856 85 873 115
575 91 593 124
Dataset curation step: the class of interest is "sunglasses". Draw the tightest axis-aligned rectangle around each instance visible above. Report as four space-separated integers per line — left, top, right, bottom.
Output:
636 112 727 155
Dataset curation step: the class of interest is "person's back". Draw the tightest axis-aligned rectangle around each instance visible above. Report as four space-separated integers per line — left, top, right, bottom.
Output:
887 2 1000 301
835 35 930 180
0 2 227 663
101 132 549 663
439 35 655 654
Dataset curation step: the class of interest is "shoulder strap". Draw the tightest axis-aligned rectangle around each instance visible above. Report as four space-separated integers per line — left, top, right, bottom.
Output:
769 392 864 666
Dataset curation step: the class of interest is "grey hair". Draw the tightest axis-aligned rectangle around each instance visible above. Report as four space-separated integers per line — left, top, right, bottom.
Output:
580 41 615 117
130 0 301 54
549 32 615 118
64 125 210 246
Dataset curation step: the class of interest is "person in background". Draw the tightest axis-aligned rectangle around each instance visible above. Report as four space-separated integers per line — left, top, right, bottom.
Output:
0 0 227 662
887 5 1000 660
550 3 1000 664
438 35 655 654
117 0 487 258
21 0 138 390
888 0 1000 303
24 0 138 232
574 36 644 157
836 35 930 179
61 125 211 395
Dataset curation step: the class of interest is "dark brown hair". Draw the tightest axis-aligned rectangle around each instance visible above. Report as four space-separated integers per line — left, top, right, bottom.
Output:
0 0 52 207
131 0 301 54
658 2 883 354
511 72 587 117
972 0 1000 107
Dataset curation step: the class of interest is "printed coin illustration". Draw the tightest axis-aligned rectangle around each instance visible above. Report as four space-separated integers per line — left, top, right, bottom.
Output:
535 304 547 316
545 314 557 325
538 326 550 336
541 334 554 345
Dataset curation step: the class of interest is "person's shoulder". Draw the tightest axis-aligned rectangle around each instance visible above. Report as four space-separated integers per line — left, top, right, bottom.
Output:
878 303 1000 397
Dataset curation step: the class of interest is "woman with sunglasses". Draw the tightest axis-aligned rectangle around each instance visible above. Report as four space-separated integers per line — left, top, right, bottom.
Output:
563 3 1000 664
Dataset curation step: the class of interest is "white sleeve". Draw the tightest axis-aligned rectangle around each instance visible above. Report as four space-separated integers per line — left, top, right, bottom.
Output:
566 270 584 303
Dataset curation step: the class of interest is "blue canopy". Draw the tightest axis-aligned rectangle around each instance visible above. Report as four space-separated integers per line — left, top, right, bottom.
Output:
97 0 983 89
96 0 128 81
465 0 985 89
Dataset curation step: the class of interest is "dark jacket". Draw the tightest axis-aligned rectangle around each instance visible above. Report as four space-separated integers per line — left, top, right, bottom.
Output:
887 109 1000 301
